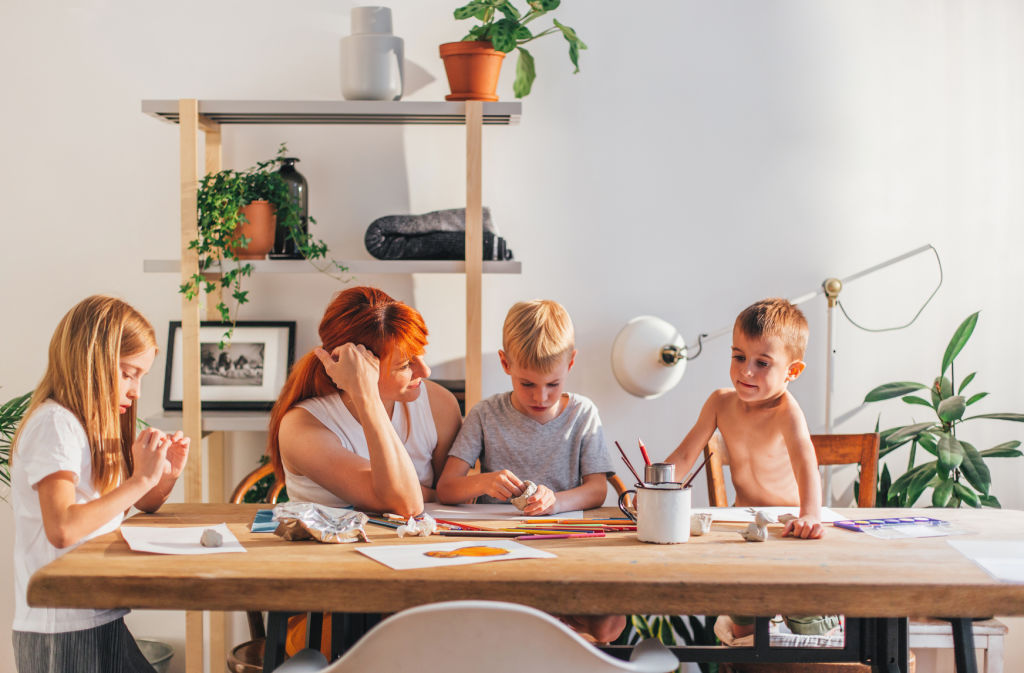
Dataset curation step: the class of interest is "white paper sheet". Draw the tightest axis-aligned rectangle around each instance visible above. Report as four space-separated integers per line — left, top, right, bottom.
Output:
948 540 1024 583
422 502 583 521
357 539 556 570
120 523 245 555
690 506 845 523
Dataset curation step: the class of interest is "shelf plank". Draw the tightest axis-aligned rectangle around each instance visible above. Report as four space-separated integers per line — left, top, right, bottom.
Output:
141 100 521 126
146 411 270 434
143 259 521 274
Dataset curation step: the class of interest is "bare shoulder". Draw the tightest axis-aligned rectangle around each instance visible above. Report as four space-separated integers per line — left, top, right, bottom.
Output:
706 388 736 412
425 379 460 415
777 391 810 426
279 405 324 436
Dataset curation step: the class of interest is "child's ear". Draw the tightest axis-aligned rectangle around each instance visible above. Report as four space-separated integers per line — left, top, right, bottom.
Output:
787 361 806 381
566 349 577 372
498 350 512 375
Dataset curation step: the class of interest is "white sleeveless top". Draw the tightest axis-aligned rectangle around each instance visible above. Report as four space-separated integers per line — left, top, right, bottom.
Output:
284 390 437 507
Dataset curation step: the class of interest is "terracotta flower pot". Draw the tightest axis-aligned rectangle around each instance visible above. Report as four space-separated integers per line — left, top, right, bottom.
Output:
231 200 277 260
439 41 505 102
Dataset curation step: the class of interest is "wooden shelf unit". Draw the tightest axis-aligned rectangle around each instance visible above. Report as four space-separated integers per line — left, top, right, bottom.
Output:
143 98 520 673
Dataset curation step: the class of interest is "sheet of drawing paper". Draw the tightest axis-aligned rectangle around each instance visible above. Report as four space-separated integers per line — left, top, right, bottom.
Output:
690 507 845 523
120 523 246 554
948 540 1024 583
357 539 556 570
422 502 583 520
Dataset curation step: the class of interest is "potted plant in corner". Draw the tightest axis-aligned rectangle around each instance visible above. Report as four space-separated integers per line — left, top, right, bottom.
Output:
1 392 32 500
863 312 1023 508
440 0 587 100
180 144 347 344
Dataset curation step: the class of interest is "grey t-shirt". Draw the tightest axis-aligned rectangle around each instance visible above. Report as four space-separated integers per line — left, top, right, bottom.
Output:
449 391 614 504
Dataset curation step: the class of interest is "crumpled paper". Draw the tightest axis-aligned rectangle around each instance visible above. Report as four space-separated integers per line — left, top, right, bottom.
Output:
397 513 437 538
272 502 369 543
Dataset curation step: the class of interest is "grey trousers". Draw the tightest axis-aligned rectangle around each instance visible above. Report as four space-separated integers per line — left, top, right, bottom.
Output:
13 617 155 673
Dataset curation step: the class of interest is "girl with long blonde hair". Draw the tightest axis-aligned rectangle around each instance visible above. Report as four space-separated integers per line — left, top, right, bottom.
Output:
11 295 190 673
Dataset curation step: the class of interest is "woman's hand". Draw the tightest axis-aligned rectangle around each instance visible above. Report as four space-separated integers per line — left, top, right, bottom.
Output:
522 484 557 516
314 343 380 399
132 427 169 488
476 469 525 502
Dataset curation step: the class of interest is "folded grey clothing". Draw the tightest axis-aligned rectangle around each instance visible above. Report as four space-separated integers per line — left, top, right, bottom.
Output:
365 207 512 260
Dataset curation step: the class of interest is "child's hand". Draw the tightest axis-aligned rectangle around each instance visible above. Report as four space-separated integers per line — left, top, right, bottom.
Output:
783 515 824 539
161 431 190 479
521 485 557 516
478 469 525 501
132 427 169 487
314 343 380 398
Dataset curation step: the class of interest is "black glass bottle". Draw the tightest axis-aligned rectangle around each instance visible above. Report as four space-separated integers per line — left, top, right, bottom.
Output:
271 157 308 259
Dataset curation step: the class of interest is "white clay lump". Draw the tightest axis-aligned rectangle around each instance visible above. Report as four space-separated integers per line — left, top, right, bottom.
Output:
200 528 223 548
510 480 538 511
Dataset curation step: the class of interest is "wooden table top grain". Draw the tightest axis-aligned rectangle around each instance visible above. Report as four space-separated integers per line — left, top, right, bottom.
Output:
27 504 1024 618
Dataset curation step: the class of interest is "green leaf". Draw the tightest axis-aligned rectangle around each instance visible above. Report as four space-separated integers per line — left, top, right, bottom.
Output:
496 1 520 20
964 413 1024 422
553 18 585 72
980 494 1002 508
935 376 953 401
957 440 990 495
864 382 927 402
539 0 561 9
890 461 935 494
953 482 980 508
932 478 953 507
937 433 964 472
937 396 966 424
887 422 935 444
488 17 518 51
901 395 934 408
905 467 935 507
454 1 491 21
965 392 989 406
917 432 938 457
958 372 976 393
942 312 979 375
669 615 694 644
513 47 536 98
979 441 1022 458
630 614 652 639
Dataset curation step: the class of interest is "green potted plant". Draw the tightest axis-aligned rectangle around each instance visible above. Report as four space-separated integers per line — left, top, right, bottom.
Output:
1 392 31 499
180 144 347 343
863 312 1023 508
440 0 587 100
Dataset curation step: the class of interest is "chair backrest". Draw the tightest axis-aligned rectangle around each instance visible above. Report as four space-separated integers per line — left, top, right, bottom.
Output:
277 600 678 673
704 433 880 508
231 461 286 505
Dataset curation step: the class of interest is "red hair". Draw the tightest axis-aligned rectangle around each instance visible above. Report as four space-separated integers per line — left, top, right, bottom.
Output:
266 286 428 482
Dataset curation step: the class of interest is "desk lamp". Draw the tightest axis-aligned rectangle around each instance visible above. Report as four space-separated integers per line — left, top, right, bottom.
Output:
610 244 942 501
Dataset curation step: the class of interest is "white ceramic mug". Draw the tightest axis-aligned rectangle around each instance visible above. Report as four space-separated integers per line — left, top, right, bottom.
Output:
618 484 691 544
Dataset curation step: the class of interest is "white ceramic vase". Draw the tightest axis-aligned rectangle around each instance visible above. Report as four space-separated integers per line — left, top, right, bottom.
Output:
341 6 404 101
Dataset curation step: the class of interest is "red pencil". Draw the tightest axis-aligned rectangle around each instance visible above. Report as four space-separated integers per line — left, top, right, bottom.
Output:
516 532 606 541
638 438 652 466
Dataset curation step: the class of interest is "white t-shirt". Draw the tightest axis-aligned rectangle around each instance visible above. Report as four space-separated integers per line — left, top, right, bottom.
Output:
284 390 437 507
11 399 129 633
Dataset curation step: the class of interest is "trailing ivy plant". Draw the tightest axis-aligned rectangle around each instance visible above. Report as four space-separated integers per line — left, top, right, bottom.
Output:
180 143 347 345
454 0 587 98
0 392 32 498
863 312 1023 508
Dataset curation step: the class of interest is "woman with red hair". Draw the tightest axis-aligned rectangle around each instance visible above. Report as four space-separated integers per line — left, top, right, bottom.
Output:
268 286 462 517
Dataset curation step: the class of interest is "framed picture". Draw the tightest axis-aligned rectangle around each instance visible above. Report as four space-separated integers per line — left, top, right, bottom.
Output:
163 321 296 411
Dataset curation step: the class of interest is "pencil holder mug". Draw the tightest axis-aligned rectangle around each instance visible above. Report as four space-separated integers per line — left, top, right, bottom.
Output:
618 483 691 544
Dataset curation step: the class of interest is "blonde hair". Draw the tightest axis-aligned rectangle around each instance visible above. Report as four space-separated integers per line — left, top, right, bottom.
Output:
734 298 809 360
501 300 575 372
13 295 157 493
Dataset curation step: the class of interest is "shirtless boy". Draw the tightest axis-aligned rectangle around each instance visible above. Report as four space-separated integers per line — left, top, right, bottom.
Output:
665 298 831 639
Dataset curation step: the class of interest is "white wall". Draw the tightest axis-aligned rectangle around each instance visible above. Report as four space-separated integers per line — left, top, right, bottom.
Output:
2 1 1022 672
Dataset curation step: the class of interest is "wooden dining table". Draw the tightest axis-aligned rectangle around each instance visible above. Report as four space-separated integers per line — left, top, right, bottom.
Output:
27 504 1024 673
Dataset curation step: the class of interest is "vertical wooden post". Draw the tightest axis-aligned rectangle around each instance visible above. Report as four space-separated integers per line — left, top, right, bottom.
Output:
178 99 205 673
465 101 483 412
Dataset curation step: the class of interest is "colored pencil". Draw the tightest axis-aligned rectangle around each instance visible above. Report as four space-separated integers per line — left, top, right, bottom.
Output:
638 438 652 466
516 532 606 541
615 440 643 485
366 517 401 529
520 518 630 524
438 530 522 538
431 517 490 531
682 452 713 489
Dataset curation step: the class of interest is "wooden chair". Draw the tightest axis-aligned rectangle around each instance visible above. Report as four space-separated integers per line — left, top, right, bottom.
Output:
706 434 884 673
228 461 285 673
704 433 880 508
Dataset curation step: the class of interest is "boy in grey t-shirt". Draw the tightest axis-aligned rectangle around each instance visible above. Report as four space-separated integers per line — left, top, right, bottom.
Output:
436 299 622 644
437 299 613 516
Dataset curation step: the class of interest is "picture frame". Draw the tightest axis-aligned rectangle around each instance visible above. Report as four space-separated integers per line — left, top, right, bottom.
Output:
163 321 296 411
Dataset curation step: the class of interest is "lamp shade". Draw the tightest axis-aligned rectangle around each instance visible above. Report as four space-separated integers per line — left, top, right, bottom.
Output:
611 316 687 399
